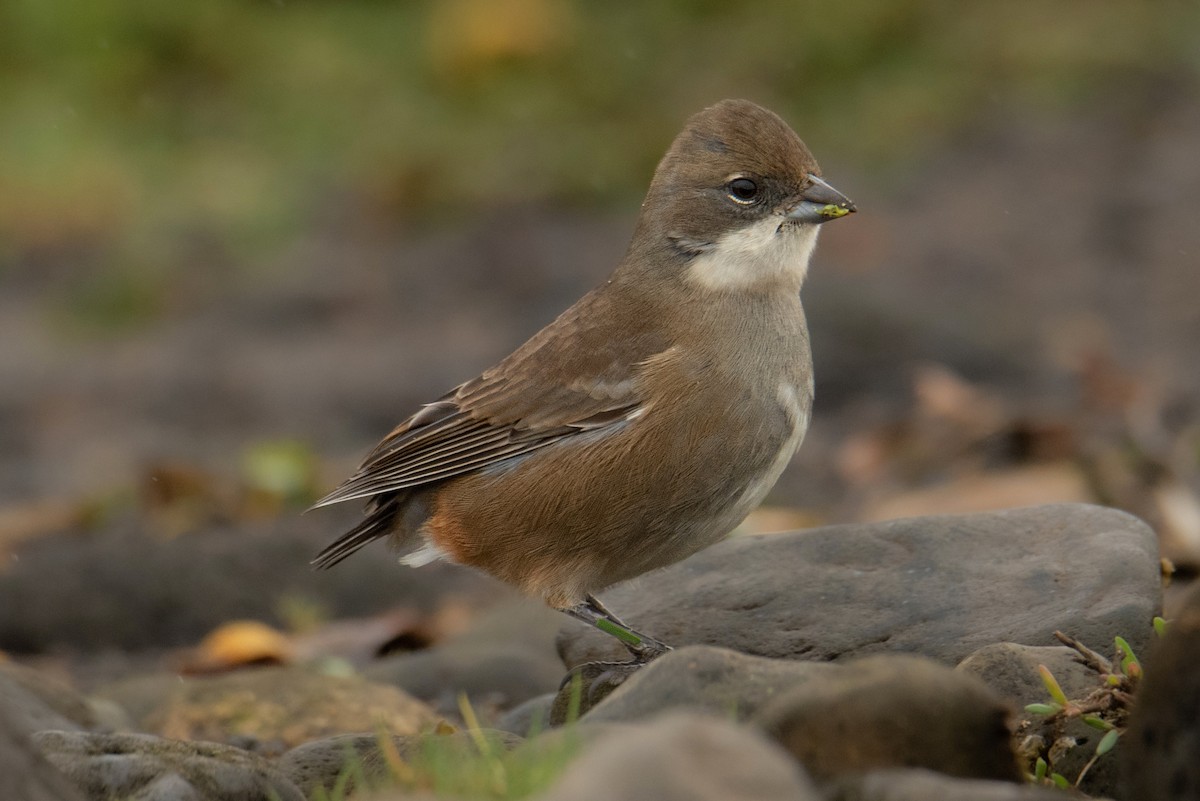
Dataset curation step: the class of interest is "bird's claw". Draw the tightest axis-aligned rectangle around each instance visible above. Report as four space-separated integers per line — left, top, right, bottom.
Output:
556 658 652 711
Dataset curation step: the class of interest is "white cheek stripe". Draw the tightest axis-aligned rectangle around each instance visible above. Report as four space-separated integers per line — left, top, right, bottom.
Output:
687 219 819 290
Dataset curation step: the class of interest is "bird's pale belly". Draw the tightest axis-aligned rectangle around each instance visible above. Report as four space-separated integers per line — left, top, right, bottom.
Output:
626 377 812 573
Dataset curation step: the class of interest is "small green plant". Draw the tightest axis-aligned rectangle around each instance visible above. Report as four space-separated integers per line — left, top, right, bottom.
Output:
1021 619 1167 790
310 681 584 800
310 748 369 801
1032 756 1071 790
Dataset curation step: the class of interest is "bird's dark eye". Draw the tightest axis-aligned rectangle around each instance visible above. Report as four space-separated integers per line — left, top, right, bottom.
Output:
726 177 759 204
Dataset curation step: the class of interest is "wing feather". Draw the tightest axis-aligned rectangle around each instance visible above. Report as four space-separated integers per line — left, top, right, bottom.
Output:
312 282 668 510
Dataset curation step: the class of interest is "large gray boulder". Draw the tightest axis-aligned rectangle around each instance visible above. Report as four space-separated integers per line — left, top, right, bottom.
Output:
560 504 1160 667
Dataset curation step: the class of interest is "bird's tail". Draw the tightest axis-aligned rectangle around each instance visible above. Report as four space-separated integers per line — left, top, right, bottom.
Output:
311 496 401 570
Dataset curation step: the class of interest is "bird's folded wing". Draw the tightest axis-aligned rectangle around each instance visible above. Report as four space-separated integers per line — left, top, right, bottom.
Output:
312 286 669 508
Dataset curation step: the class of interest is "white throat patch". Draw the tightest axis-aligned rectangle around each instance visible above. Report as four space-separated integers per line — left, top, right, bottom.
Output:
686 219 820 291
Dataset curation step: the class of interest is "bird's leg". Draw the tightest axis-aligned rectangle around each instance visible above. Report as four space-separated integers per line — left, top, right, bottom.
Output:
563 594 672 663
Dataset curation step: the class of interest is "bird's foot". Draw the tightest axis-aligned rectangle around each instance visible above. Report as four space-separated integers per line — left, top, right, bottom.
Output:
553 594 672 719
556 659 640 693
553 658 650 722
563 595 673 662
622 636 672 663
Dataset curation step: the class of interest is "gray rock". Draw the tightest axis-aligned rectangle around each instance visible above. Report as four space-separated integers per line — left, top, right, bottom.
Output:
495 692 556 735
94 671 182 731
557 645 835 726
443 597 566 656
86 696 137 733
830 768 1073 800
0 512 508 652
0 706 85 801
957 643 1097 707
1122 581 1200 800
129 774 205 801
135 666 439 750
365 644 561 720
277 732 387 797
515 720 638 757
277 729 522 797
365 599 564 721
0 667 84 738
559 505 1160 667
754 654 1020 781
0 660 135 735
33 730 304 801
539 711 821 801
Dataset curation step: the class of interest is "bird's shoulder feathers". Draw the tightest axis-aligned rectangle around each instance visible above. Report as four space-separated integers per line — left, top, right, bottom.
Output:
312 284 670 507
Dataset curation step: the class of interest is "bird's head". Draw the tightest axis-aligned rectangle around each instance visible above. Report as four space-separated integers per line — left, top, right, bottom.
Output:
630 99 855 292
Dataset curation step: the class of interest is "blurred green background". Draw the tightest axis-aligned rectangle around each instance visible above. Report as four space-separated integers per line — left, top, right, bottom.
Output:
2 0 1199 553
4 0 1197 330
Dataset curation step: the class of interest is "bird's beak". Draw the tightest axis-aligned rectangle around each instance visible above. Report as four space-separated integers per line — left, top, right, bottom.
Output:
786 174 857 224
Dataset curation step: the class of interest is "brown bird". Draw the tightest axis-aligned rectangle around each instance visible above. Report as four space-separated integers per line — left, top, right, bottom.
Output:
312 99 855 664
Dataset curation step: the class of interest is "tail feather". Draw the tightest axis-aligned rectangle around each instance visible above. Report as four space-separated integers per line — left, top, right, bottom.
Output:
311 497 400 570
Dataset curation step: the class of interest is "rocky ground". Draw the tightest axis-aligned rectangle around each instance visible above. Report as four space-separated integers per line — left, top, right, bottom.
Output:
0 503 1188 800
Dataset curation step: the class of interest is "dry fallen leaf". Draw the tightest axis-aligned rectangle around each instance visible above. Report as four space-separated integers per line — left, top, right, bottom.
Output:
182 620 294 674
